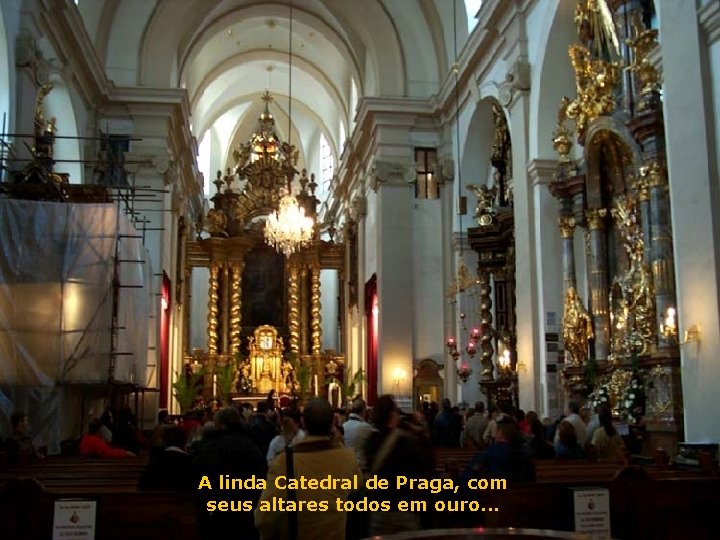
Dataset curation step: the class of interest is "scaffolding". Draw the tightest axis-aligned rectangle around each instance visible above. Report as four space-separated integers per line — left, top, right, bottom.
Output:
0 124 167 448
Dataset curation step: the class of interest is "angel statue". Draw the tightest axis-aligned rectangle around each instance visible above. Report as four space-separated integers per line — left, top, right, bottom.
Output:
466 184 498 226
562 286 594 367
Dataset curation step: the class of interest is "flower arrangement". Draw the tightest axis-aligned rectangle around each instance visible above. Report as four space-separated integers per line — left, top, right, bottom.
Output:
589 384 610 410
623 373 645 423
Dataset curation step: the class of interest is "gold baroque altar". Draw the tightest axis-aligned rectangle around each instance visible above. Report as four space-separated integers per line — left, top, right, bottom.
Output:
180 94 346 403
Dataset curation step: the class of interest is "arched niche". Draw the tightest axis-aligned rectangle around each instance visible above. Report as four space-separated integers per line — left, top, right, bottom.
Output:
44 76 82 184
583 122 641 282
461 97 504 219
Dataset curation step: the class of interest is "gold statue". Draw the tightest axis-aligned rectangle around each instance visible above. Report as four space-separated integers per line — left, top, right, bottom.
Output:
609 194 655 360
34 83 54 136
490 104 513 204
206 208 228 236
575 0 620 61
626 10 660 102
466 184 498 226
562 286 594 367
248 325 289 394
553 97 573 162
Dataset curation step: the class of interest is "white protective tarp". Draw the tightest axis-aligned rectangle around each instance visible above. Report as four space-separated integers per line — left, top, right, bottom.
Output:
0 199 153 452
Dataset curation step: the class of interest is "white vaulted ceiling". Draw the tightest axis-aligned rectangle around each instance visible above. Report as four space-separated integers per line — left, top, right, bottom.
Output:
77 0 477 204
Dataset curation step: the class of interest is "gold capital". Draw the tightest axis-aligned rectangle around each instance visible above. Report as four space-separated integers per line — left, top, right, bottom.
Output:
558 215 576 239
586 208 607 230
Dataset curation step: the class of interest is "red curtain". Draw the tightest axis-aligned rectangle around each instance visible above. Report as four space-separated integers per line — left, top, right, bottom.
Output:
364 274 378 406
159 272 171 408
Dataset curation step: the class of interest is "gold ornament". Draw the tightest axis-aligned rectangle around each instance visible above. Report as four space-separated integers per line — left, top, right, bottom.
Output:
562 286 594 367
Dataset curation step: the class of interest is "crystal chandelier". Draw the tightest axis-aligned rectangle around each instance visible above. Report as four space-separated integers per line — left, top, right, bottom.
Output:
262 0 315 257
264 191 314 256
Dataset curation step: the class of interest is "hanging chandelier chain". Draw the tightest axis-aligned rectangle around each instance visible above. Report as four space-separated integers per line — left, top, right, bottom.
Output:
263 0 314 258
453 0 463 255
288 0 293 149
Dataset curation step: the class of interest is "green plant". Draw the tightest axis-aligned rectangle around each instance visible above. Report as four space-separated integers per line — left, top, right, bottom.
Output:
172 369 202 413
341 369 366 403
214 361 236 405
296 364 312 397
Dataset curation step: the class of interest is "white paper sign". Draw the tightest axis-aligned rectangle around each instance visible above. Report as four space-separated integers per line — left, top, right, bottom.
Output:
573 488 610 537
394 395 412 412
53 500 96 540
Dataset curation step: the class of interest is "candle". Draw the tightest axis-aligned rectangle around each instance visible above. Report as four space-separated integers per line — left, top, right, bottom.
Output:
314 374 319 396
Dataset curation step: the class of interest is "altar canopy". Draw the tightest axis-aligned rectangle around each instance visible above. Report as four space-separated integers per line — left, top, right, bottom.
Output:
0 199 153 452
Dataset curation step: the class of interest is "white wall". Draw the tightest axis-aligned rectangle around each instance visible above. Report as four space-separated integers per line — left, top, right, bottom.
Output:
320 269 339 352
659 0 720 442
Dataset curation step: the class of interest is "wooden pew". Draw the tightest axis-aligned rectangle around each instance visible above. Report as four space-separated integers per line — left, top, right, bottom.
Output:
0 478 201 540
0 457 146 491
438 469 720 539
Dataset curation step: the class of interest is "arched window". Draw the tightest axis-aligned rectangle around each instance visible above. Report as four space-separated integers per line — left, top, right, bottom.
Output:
198 132 212 197
319 133 334 192
350 78 358 130
464 0 483 32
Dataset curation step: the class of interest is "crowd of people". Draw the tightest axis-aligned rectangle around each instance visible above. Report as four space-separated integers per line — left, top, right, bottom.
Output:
1 394 628 540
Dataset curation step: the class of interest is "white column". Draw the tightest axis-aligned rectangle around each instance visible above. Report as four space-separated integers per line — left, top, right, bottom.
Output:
374 168 415 405
528 159 564 417
658 0 720 441
508 94 542 413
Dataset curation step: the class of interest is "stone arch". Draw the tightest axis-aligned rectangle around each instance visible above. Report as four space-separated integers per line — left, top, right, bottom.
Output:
461 97 498 196
530 0 578 161
584 118 642 208
44 75 82 184
104 0 155 85
0 3 11 135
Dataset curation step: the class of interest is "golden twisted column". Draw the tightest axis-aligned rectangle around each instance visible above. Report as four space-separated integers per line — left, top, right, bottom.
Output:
221 264 230 353
229 261 243 356
300 266 309 355
207 265 220 355
310 264 322 355
478 270 494 381
288 263 300 353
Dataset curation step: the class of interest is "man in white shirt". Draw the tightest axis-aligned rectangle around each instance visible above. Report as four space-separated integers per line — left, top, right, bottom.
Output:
343 398 373 470
554 400 587 447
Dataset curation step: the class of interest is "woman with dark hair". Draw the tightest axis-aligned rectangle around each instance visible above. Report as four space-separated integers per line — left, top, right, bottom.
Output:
590 409 627 464
555 420 585 459
525 411 554 459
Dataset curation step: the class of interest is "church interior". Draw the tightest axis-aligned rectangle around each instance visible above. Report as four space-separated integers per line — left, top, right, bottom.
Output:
1 0 720 538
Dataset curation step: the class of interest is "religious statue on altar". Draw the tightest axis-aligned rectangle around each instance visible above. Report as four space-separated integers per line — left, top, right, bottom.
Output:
245 325 294 394
562 286 594 367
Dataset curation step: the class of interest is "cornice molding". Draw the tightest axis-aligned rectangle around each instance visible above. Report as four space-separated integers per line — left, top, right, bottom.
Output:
526 159 558 187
